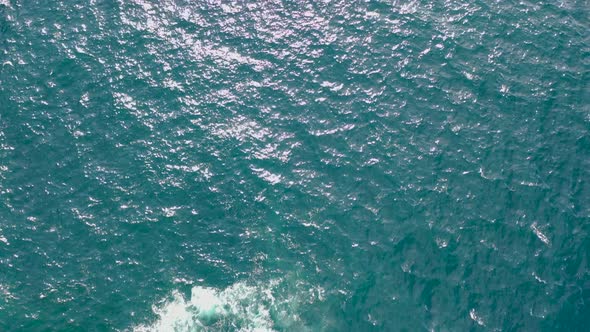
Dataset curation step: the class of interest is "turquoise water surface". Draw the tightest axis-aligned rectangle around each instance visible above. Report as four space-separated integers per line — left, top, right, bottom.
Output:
0 0 589 331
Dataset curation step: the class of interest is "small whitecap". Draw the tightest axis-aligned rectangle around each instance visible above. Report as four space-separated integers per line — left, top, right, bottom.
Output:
469 309 485 326
435 237 448 248
531 222 550 246
365 11 380 19
251 167 282 185
532 272 547 284
162 207 181 218
419 48 431 57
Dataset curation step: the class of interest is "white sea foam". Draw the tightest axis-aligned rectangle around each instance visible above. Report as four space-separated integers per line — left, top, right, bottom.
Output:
134 279 317 332
530 222 550 246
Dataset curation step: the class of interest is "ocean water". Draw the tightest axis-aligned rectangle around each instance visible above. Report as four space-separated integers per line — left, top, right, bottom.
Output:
0 0 588 330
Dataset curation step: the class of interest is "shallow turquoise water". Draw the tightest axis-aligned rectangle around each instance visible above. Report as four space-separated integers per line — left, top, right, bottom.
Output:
0 0 589 331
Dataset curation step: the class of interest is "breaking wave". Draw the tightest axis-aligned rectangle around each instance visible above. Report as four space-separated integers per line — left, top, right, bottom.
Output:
134 278 323 332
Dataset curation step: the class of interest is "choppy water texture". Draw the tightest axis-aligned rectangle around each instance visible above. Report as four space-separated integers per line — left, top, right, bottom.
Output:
0 0 589 331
